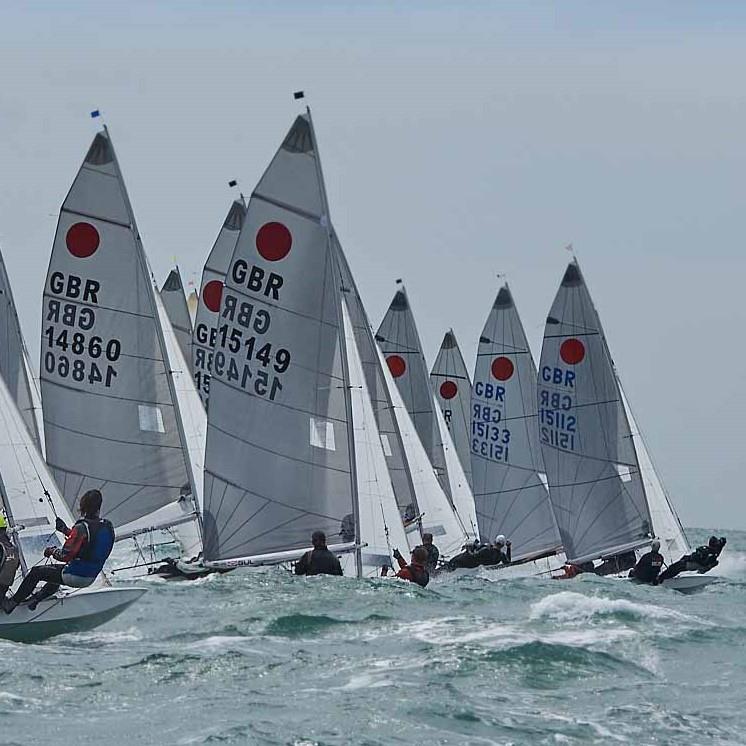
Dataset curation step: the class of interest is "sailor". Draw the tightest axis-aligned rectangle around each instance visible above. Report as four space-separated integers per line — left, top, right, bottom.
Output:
553 560 596 579
485 535 511 566
294 531 343 577
419 533 440 571
390 546 429 588
657 536 726 583
629 539 664 584
0 515 20 599
2 489 114 613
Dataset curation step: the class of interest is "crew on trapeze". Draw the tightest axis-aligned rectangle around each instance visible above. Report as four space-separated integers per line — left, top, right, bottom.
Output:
554 550 637 580
294 531 344 577
445 534 512 571
0 515 20 599
656 536 726 583
2 489 115 614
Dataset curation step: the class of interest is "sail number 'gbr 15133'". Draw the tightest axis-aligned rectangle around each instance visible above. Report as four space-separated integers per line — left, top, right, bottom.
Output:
43 271 121 388
212 256 291 401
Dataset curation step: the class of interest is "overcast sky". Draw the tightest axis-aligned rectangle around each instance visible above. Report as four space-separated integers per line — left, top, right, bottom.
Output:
1 1 744 529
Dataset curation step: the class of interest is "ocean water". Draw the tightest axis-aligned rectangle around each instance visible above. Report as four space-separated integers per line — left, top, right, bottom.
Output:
1 527 745 746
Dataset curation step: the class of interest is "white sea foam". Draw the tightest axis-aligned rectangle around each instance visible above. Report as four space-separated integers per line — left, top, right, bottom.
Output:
715 550 746 579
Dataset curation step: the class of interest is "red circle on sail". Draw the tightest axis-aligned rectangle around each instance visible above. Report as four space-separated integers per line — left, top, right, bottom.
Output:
440 380 458 399
386 355 406 378
491 356 514 381
66 222 100 258
202 280 223 313
560 338 585 365
256 222 292 261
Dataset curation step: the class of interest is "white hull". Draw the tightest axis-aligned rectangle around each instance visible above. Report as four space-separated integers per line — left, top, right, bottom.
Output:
660 574 718 594
0 586 145 643
438 552 567 580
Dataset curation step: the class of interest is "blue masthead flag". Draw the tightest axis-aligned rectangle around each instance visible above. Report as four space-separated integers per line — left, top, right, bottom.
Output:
90 110 101 119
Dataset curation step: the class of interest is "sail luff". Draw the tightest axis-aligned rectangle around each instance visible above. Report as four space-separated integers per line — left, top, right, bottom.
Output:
160 265 194 369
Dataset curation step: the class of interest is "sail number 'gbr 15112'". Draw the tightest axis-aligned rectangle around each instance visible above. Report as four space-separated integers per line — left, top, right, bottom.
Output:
213 253 292 401
43 271 121 388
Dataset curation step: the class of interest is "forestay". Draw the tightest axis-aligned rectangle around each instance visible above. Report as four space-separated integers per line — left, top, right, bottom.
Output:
160 267 193 373
40 129 198 538
472 285 562 560
202 113 358 565
0 251 44 452
376 287 451 502
192 200 246 409
431 331 473 489
538 261 652 564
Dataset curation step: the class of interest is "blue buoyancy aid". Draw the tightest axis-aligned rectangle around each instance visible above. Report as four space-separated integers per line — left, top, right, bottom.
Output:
65 518 115 579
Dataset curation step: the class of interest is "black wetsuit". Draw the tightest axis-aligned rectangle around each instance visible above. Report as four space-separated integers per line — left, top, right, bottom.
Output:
294 548 343 577
421 544 439 571
0 533 19 597
658 539 726 582
630 550 664 584
447 544 510 570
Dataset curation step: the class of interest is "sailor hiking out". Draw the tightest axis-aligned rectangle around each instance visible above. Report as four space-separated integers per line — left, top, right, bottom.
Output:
446 534 512 571
2 489 114 613
657 536 726 583
0 516 20 599
294 532 344 577
629 539 664 584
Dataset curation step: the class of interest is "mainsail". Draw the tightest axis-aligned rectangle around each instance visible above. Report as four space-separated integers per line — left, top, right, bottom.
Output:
0 251 44 452
40 129 202 542
160 266 193 372
538 261 652 563
430 330 473 488
192 199 246 409
376 287 450 499
202 112 360 567
472 285 562 560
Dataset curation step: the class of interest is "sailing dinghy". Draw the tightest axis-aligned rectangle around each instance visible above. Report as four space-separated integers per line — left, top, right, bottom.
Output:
192 199 246 409
202 109 406 576
377 286 478 540
0 362 143 641
40 128 208 578
160 266 194 374
538 260 712 592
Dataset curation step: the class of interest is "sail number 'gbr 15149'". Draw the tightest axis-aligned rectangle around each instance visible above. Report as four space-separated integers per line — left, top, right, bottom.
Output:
43 271 121 388
213 255 291 401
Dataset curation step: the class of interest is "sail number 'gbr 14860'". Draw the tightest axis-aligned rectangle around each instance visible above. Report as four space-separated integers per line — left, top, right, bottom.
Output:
44 271 121 388
213 252 292 401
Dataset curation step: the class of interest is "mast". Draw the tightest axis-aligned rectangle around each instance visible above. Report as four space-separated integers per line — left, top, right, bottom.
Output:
103 125 203 543
304 103 361 577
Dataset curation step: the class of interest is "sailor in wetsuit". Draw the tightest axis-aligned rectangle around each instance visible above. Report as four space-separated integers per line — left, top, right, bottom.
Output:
388 546 429 588
657 536 726 583
294 531 343 577
446 535 511 570
2 489 114 613
629 539 664 584
0 515 20 599
419 533 439 571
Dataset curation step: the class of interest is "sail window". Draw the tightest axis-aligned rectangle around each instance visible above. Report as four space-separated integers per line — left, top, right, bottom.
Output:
309 418 335 451
380 434 393 457
138 405 165 433
616 464 632 482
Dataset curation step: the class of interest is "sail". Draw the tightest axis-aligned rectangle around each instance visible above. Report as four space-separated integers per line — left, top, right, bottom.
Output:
0 371 73 573
202 113 358 564
192 200 246 409
376 287 451 501
160 267 193 371
619 381 689 559
430 331 473 488
538 261 652 563
341 296 407 576
472 285 562 560
40 129 196 536
378 343 469 557
333 237 419 522
0 252 44 451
